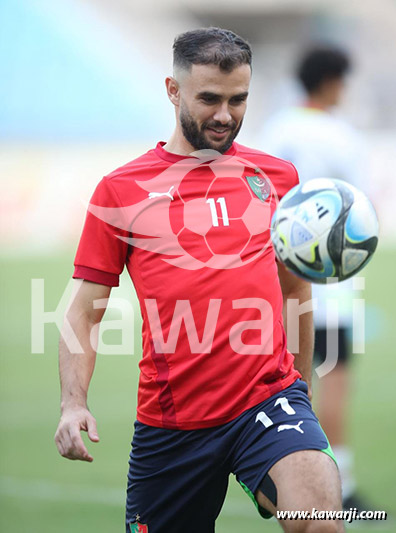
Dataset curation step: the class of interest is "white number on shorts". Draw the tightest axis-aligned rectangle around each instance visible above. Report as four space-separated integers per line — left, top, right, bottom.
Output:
275 397 296 415
255 411 273 428
255 397 295 428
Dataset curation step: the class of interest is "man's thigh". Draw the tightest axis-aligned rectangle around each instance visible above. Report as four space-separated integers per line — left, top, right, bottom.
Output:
257 450 343 532
126 421 229 533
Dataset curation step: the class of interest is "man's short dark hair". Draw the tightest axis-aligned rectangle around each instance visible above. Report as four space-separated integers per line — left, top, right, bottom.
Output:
297 46 351 93
173 27 252 73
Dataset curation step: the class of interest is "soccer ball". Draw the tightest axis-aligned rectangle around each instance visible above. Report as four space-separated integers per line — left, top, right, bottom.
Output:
271 178 379 283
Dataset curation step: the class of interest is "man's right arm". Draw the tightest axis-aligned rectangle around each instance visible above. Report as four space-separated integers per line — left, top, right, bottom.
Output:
54 280 111 462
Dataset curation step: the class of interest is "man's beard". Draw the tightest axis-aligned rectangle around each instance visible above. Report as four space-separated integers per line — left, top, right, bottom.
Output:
180 105 243 154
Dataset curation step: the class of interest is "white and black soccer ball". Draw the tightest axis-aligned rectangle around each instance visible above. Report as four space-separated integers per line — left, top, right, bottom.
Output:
271 178 379 283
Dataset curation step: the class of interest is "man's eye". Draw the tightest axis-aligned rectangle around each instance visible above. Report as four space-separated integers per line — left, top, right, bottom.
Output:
201 97 217 104
230 97 247 105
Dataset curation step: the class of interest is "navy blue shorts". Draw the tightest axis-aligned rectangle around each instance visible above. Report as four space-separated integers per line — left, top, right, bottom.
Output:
126 380 335 533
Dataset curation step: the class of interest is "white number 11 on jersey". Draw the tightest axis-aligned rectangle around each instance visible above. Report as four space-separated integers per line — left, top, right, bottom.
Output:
206 197 230 227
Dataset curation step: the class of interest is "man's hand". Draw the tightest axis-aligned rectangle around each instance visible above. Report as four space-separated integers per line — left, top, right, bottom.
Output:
54 407 99 462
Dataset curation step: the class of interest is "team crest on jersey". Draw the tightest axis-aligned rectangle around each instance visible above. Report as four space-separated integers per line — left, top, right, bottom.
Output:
129 520 148 533
245 175 271 202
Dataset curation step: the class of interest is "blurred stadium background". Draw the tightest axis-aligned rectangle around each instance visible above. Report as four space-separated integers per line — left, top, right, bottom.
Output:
1 0 396 531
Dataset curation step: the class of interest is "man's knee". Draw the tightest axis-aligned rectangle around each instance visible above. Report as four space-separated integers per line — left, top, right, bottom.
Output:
278 519 344 533
302 521 344 533
283 521 345 533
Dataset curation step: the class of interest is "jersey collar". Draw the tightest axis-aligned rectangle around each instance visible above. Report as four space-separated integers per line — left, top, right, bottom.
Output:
154 141 237 163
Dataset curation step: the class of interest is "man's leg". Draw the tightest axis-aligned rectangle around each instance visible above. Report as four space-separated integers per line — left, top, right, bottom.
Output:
317 362 348 447
317 362 357 502
315 328 359 505
256 450 344 532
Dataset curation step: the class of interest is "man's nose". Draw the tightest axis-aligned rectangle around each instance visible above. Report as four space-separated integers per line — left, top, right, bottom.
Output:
212 103 232 125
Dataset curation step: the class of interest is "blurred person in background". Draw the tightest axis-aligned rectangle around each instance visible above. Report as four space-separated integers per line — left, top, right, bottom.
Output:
260 45 376 514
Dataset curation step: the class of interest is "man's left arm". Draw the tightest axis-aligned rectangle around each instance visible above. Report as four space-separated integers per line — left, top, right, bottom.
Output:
277 261 314 399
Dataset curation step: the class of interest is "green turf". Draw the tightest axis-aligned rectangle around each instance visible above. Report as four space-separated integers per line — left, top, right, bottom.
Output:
1 246 395 532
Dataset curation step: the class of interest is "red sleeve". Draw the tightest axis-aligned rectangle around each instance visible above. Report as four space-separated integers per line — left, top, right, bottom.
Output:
73 177 130 287
290 162 300 189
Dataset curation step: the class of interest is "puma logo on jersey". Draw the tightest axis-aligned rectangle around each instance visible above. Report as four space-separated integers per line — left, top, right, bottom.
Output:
148 185 174 200
277 421 304 434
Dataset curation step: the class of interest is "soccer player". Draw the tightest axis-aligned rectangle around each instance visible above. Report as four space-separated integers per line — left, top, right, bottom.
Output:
55 28 344 532
259 46 374 513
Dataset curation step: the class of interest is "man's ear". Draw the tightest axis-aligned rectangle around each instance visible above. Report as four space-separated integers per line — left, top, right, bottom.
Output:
165 76 180 106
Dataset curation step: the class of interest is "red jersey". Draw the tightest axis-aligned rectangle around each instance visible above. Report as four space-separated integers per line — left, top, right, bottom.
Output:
74 142 301 429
